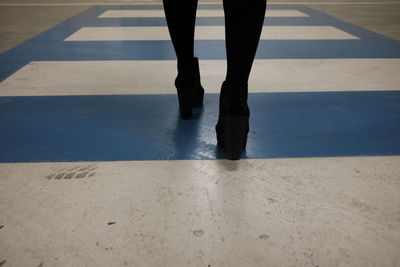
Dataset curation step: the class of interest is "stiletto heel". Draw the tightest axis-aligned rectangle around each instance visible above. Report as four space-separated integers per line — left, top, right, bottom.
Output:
175 57 204 119
215 81 250 160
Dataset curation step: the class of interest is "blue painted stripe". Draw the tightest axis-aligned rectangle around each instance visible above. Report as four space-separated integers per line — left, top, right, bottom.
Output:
1 91 399 162
2 39 399 64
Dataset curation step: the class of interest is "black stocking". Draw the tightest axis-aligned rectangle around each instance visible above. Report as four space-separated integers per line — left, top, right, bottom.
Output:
162 0 198 66
223 0 266 87
163 0 267 95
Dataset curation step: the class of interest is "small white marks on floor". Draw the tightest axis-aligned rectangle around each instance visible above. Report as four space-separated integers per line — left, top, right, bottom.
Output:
46 164 97 180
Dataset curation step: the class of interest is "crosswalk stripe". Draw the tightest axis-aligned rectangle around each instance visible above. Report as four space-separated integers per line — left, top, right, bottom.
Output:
1 59 398 96
1 2 400 6
1 156 398 264
64 26 358 41
98 9 309 18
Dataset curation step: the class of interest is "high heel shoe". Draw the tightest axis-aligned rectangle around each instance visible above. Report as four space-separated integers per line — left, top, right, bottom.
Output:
215 81 250 160
175 57 205 119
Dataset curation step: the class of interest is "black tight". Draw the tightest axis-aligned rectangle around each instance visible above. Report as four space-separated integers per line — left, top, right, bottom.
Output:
162 0 266 87
162 0 198 63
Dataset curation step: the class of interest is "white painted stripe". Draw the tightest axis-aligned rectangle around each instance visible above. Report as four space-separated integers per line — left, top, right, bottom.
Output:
98 9 309 18
0 156 399 266
64 26 358 41
1 59 399 96
1 2 399 6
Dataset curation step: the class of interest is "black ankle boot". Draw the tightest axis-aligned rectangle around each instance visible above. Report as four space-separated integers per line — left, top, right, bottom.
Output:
215 81 250 160
175 57 205 119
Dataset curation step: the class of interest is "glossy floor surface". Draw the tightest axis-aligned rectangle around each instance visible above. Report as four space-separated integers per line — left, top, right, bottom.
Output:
0 0 400 266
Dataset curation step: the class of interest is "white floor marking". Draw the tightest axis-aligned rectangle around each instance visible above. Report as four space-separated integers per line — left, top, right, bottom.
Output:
1 156 399 266
98 9 309 18
64 26 358 41
1 59 398 96
1 2 399 6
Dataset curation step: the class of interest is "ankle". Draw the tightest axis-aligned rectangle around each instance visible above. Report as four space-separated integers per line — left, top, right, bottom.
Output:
175 58 197 87
219 81 249 116
177 57 195 69
220 81 248 103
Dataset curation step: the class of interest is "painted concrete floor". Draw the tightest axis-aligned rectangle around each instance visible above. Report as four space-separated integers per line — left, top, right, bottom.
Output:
1 0 400 266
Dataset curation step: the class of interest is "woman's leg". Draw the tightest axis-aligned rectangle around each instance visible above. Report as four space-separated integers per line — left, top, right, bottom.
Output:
163 0 198 75
217 0 267 159
223 0 266 91
163 0 204 119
